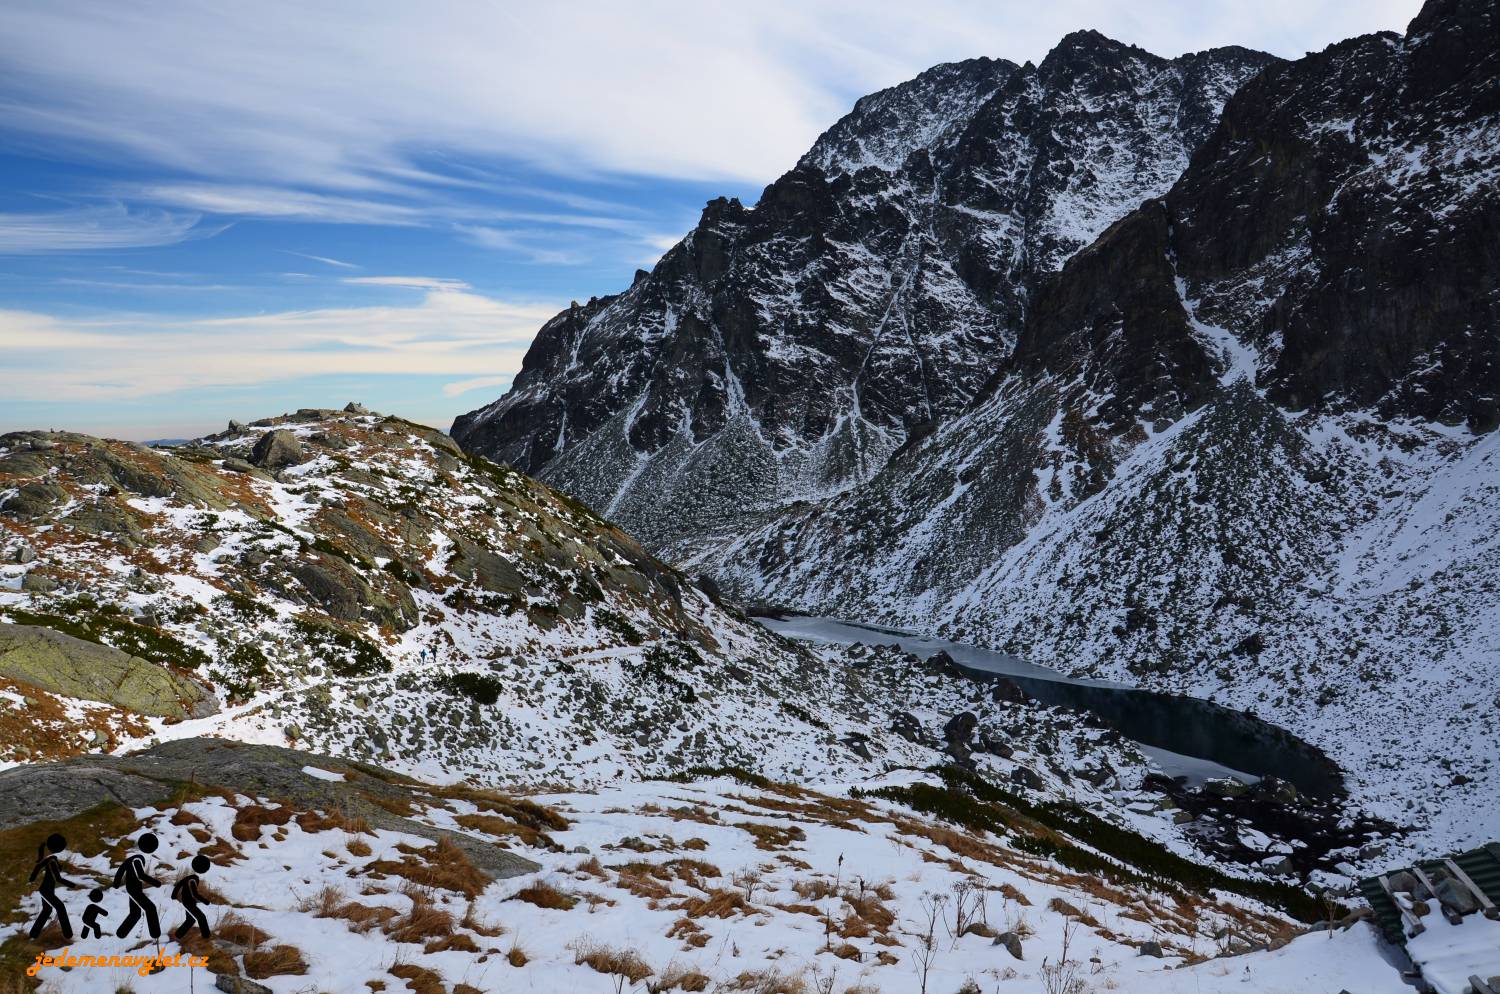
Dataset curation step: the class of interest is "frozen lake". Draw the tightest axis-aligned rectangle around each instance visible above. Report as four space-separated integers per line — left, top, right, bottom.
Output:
755 613 1346 793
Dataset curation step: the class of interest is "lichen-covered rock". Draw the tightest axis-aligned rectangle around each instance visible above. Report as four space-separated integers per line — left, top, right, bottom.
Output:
0 624 216 720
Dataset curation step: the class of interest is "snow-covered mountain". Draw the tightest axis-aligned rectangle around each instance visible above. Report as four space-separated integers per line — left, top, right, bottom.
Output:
6 407 1397 899
451 35 1276 555
452 0 1500 856
706 0 1500 850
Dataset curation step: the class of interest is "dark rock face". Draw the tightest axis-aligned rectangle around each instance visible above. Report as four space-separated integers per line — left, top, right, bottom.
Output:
251 429 307 470
452 38 1275 554
1167 0 1500 430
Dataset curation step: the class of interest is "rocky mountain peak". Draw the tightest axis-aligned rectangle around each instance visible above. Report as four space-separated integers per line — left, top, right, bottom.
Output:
799 56 1016 176
453 33 1275 558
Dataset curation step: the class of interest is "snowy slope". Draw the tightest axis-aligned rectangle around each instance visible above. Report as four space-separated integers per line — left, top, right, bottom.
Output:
5 740 1414 994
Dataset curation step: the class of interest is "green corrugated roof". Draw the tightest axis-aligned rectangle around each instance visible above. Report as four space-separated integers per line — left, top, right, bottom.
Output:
1360 841 1500 946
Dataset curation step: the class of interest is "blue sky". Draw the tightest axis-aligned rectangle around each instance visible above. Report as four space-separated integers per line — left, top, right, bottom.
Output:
0 0 1415 440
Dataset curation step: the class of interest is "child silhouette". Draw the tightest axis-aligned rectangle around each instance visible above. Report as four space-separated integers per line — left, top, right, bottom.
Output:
28 833 76 941
172 855 213 940
81 888 109 939
113 831 162 939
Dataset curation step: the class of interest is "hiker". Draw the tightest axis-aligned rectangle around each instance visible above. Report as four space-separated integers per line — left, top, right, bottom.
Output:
28 833 76 940
171 855 213 940
113 831 162 939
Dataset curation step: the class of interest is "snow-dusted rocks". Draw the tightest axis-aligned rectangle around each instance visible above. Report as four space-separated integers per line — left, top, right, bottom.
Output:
453 0 1500 860
450 35 1276 557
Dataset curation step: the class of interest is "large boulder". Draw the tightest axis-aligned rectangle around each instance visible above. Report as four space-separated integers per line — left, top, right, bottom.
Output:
0 624 217 720
0 762 172 831
250 430 307 470
0 738 539 878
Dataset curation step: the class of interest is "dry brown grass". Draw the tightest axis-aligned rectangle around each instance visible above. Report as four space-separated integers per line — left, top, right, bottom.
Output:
732 821 806 851
216 912 269 949
844 892 894 930
727 969 808 994
506 940 529 967
231 802 295 842
367 837 490 898
296 808 372 835
678 888 754 919
999 883 1030 906
389 962 444 994
324 898 399 933
298 884 348 917
243 944 308 979
370 794 417 816
461 899 504 937
387 895 456 943
424 931 480 954
347 836 373 857
792 878 839 901
655 961 712 992
438 785 573 833
512 879 577 910
573 938 654 984
171 928 236 976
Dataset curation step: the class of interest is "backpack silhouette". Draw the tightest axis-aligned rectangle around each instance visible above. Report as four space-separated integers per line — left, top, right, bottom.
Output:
172 855 213 940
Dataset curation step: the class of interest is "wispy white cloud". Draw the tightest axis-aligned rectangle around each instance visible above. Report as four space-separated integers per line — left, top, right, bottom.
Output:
130 183 424 225
442 374 514 398
0 204 207 253
341 275 472 291
286 250 359 269
0 289 557 402
0 1 1416 196
454 225 585 265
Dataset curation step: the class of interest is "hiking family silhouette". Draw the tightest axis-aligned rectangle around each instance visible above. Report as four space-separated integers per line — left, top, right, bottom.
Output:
27 830 215 943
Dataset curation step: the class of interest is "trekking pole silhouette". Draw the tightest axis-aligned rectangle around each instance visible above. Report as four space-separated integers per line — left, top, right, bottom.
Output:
113 832 162 939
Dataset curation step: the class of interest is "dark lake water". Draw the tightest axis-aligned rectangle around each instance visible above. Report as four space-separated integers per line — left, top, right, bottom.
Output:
757 614 1344 798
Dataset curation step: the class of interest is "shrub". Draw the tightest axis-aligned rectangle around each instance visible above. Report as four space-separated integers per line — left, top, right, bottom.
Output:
438 671 505 706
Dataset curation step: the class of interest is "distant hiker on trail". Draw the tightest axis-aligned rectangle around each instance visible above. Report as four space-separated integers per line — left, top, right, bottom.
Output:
113 831 162 939
81 888 109 938
28 833 76 940
171 855 213 940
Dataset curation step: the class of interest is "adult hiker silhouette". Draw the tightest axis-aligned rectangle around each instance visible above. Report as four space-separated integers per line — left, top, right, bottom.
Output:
171 854 213 940
113 831 162 939
28 832 76 940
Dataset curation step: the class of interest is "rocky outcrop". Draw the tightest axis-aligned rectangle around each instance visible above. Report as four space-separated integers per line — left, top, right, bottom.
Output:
250 429 307 470
0 625 216 720
0 738 539 878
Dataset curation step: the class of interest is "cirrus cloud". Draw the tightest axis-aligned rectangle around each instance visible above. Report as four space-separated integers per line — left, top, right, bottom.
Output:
0 287 558 403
